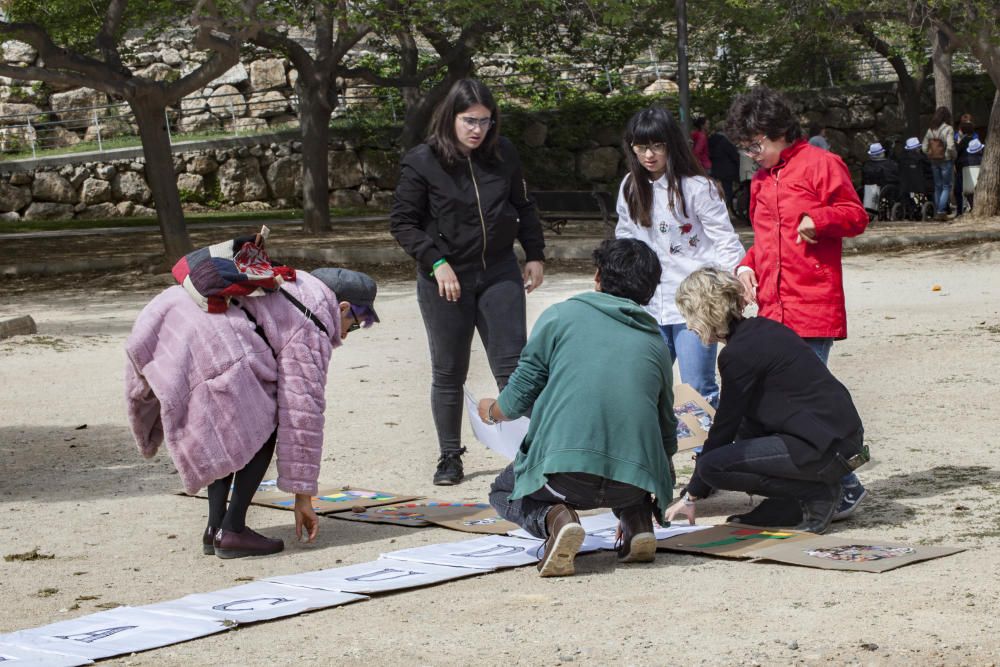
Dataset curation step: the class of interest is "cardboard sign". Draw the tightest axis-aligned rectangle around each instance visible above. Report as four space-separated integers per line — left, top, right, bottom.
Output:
743 536 965 573
418 502 519 534
673 383 715 451
328 504 432 528
181 481 420 515
329 501 518 534
657 524 964 572
656 523 814 558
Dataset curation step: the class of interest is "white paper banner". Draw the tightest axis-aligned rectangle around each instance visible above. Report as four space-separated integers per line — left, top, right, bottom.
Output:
0 643 92 666
265 558 482 594
143 581 367 624
4 608 227 661
463 388 529 460
508 512 712 550
384 535 541 569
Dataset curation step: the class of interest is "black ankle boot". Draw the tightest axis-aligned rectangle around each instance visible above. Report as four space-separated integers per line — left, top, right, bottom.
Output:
793 496 837 534
433 447 467 485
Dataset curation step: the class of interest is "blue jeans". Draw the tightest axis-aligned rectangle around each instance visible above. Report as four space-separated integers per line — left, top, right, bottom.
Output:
660 324 719 407
803 337 861 490
931 160 954 213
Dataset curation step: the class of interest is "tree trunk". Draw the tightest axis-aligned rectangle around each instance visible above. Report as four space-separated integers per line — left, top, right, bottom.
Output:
399 64 473 149
897 76 922 137
131 98 192 262
297 83 333 233
931 29 953 111
972 90 1000 217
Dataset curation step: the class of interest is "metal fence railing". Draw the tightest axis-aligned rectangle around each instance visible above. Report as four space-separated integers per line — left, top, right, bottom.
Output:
0 48 986 161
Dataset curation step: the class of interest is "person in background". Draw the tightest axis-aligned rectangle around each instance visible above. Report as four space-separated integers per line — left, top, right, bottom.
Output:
898 136 933 216
725 86 869 521
807 121 830 151
953 114 979 217
860 142 899 215
664 268 868 535
708 119 741 214
962 138 984 211
390 79 545 486
922 106 957 221
691 116 712 172
482 239 677 576
616 106 745 407
125 268 380 558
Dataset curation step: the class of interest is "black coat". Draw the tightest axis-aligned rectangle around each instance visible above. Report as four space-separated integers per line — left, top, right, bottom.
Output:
861 157 899 186
688 316 863 497
390 136 545 274
898 149 932 196
708 132 740 181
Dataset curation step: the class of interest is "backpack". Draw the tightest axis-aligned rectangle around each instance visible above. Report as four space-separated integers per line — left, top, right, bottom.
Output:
927 134 947 161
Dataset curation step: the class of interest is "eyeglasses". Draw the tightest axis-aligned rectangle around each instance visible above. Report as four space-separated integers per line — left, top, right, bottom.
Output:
631 143 667 156
459 115 495 131
739 140 764 157
347 306 365 333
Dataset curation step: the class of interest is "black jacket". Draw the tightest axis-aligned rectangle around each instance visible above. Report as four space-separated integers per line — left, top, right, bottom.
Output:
688 316 863 497
707 132 740 181
861 157 899 187
390 136 545 274
898 149 932 195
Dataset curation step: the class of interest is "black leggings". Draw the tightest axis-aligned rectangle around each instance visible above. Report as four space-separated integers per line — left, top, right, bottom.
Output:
206 430 276 532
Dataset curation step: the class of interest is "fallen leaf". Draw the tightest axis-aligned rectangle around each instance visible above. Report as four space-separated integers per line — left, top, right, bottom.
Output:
932 285 942 291
35 588 59 598
75 424 87 430
75 595 100 601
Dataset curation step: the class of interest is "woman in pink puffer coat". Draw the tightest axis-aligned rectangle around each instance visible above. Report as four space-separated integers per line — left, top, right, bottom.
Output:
125 268 379 559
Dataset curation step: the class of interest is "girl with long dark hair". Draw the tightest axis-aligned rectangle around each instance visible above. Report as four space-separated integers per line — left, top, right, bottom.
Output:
391 79 545 485
615 107 744 406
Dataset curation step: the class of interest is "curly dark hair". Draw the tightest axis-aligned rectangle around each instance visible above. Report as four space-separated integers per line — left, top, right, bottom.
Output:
725 86 801 145
593 239 662 305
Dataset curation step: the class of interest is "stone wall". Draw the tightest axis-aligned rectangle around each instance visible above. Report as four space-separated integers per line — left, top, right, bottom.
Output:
0 75 992 224
0 133 401 222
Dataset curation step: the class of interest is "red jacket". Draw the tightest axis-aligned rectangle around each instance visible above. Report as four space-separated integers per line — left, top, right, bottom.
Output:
740 140 868 339
691 130 712 170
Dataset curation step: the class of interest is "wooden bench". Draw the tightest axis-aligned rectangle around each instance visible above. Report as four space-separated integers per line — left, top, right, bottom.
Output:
530 190 616 237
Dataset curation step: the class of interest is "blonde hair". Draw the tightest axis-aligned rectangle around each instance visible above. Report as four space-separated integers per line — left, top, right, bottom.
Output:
675 268 744 345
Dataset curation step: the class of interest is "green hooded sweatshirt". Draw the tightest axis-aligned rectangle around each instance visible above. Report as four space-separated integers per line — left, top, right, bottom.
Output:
497 291 678 522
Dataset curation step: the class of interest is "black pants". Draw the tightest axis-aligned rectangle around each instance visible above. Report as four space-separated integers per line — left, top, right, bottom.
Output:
416 254 527 454
696 434 855 504
489 462 653 539
206 430 276 532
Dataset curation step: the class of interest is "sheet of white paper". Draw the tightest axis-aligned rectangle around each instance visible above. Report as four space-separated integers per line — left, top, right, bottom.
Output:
5 608 227 661
384 535 541 569
463 388 529 460
0 642 93 666
502 530 608 555
143 581 366 624
507 512 618 541
265 558 482 594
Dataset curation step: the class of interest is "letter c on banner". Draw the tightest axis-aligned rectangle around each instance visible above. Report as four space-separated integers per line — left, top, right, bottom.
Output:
212 597 292 612
344 568 421 582
456 545 524 558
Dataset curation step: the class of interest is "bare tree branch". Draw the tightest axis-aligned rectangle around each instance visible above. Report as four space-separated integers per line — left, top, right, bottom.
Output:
95 0 127 73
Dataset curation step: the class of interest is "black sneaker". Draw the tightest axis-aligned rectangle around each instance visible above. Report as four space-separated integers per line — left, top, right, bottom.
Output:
433 447 467 486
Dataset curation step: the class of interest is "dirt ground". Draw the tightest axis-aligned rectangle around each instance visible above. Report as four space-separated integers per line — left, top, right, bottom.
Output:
1 242 999 666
